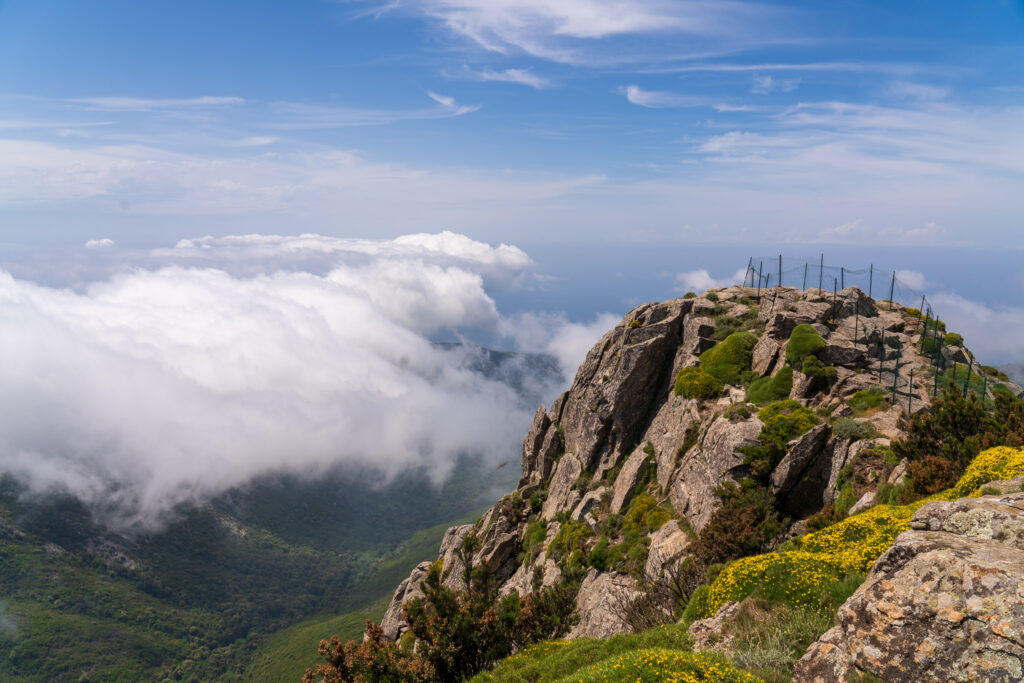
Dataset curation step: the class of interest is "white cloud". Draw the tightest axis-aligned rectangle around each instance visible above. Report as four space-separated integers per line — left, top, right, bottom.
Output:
887 81 948 101
622 85 704 108
70 96 244 112
458 66 551 89
383 0 770 64
0 232 591 530
751 74 799 93
895 269 927 291
270 92 480 128
675 267 747 293
499 311 621 380
930 292 1024 364
84 238 115 249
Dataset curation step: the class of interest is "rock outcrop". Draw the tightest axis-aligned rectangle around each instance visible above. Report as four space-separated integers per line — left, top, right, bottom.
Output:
795 488 1024 682
381 285 1012 646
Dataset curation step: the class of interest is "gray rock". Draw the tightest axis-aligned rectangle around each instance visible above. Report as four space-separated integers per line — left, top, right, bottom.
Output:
521 405 550 480
669 415 762 531
380 561 430 640
751 335 781 377
682 315 716 357
542 454 583 521
644 520 691 583
688 601 741 651
610 447 651 514
847 490 876 516
566 569 640 639
571 488 605 522
795 491 1024 682
770 423 832 498
819 344 868 369
888 458 908 485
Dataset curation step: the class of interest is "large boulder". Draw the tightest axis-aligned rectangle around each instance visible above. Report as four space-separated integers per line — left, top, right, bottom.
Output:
795 490 1024 682
644 520 691 583
610 447 650 514
566 569 640 639
380 561 431 640
541 454 583 521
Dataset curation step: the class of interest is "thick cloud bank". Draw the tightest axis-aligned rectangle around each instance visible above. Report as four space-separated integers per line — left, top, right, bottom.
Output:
0 232 610 530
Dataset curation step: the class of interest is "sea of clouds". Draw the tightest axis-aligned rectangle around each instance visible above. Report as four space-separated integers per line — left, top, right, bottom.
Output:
0 232 616 530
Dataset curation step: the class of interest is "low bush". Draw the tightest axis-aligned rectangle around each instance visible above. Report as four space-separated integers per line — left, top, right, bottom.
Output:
684 292 697 299
945 332 963 347
848 387 888 417
547 520 594 561
831 417 873 440
699 332 758 386
706 292 720 302
801 355 837 382
741 400 820 478
726 402 753 422
981 365 1009 381
521 520 547 557
746 366 794 405
785 324 827 366
674 367 724 399
691 445 1024 622
558 648 758 682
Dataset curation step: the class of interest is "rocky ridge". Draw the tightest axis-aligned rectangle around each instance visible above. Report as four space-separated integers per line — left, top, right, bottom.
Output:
380 284 1020 643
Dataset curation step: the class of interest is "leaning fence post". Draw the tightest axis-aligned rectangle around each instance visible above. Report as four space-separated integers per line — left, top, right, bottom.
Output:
888 272 896 311
908 369 914 412
803 263 808 290
819 253 824 290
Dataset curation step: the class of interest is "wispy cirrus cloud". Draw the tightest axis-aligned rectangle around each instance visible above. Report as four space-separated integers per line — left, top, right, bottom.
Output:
621 84 706 108
455 66 551 89
361 0 780 65
69 96 245 112
268 92 479 128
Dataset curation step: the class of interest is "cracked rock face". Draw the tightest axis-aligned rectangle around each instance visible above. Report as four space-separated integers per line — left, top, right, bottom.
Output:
795 490 1024 683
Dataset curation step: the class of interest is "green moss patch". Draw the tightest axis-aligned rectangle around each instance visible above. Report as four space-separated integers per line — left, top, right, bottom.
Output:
700 332 758 385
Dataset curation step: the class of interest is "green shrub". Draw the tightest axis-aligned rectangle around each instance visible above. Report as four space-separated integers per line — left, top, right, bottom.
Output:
801 355 837 381
522 520 547 556
834 484 859 516
832 417 873 440
849 387 888 416
746 366 794 405
673 366 724 399
699 332 758 385
979 485 1001 496
681 585 712 624
683 292 696 299
741 400 820 478
706 292 720 302
726 402 752 422
981 365 1010 381
547 520 594 561
945 332 963 347
785 324 827 366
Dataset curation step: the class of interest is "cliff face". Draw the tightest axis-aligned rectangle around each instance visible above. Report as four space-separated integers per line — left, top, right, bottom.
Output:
380 284 1015 643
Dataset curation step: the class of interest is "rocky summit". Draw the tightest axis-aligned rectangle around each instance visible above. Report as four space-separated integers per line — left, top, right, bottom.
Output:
379 284 1024 679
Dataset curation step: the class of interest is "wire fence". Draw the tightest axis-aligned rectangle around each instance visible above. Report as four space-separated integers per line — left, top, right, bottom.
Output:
739 255 997 411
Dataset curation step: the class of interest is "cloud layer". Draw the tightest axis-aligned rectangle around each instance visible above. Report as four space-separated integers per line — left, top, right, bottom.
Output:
0 233 611 530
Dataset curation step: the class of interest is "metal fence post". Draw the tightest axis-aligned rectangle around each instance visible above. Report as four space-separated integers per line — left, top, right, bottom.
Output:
888 272 896 311
819 254 824 290
908 368 914 412
869 264 873 298
803 263 808 290
841 267 845 290
779 255 782 288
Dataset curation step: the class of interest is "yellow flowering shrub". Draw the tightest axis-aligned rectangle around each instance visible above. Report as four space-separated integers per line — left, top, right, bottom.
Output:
556 648 760 683
695 446 1024 618
949 445 1024 498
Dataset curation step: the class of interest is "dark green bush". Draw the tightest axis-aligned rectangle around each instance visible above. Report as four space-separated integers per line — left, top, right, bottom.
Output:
785 324 827 366
674 366 724 399
699 332 758 385
726 402 752 422
683 292 696 299
546 520 593 561
801 355 837 381
746 366 794 405
706 292 719 302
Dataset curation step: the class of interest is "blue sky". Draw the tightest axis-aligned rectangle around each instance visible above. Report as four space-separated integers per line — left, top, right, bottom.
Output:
2 0 1023 250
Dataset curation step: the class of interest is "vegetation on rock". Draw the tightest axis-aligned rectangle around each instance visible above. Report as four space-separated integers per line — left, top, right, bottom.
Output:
784 324 827 366
674 366 724 399
699 332 758 386
745 366 793 405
